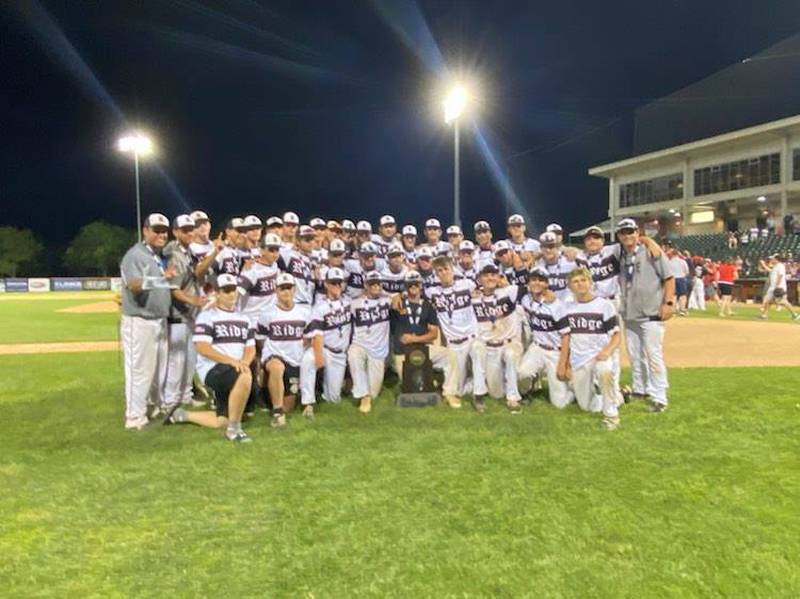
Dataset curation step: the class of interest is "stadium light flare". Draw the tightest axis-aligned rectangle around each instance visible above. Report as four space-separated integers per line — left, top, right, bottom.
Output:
117 131 156 242
442 83 474 228
443 84 468 124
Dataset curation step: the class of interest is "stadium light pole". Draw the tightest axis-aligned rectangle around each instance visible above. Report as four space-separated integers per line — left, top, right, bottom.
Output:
444 85 468 228
117 132 154 242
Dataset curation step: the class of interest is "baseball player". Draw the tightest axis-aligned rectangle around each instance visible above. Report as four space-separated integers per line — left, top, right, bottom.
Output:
535 231 577 301
506 214 541 256
240 215 263 264
423 218 452 257
414 246 440 297
518 267 572 408
341 219 357 256
428 255 488 407
299 267 353 416
309 217 327 249
281 211 299 247
119 213 175 429
164 273 255 443
237 233 281 324
257 273 311 427
277 225 316 305
348 271 392 413
454 240 478 283
473 220 495 269
204 218 244 278
446 225 464 256
471 263 524 413
355 220 377 249
493 240 529 285
265 216 283 237
163 214 207 411
188 210 214 261
344 241 383 298
389 270 458 396
317 238 347 292
376 215 398 256
759 254 799 320
545 223 565 247
401 225 418 264
557 268 624 430
381 242 408 294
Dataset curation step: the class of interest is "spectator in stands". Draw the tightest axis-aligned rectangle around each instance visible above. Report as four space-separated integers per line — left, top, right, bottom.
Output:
767 214 776 235
727 232 738 250
740 230 749 245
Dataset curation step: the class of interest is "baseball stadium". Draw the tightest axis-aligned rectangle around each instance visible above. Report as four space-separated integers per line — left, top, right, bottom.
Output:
3 2 799 598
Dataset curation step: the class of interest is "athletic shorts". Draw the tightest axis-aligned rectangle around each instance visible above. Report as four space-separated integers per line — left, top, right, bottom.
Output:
264 356 301 397
675 277 689 297
718 283 733 296
204 363 239 417
773 288 786 299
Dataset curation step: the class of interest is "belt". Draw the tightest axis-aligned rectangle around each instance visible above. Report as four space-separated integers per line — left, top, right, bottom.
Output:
324 346 343 354
167 317 183 325
487 339 512 348
535 342 558 352
448 336 473 345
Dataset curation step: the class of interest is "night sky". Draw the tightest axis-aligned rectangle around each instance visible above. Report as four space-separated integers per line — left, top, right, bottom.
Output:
4 0 800 244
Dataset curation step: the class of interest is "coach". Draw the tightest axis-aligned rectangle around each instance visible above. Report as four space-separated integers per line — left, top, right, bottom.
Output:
119 213 175 430
616 218 675 413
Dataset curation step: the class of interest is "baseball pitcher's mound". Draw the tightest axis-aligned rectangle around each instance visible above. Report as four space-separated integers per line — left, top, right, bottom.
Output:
57 301 119 314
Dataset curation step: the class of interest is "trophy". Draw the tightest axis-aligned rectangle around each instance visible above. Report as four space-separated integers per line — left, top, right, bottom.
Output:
396 344 440 407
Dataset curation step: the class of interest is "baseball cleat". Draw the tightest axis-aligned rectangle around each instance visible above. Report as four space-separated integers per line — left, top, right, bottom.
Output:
270 413 287 428
226 431 253 443
444 395 462 409
124 416 149 431
507 400 522 414
601 416 620 430
359 397 372 413
648 401 668 413
302 405 315 421
473 395 487 413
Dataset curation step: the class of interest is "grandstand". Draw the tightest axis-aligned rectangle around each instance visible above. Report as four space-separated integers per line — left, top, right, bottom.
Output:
667 232 800 275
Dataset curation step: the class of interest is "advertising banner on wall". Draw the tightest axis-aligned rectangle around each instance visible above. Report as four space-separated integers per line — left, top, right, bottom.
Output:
28 278 51 293
4 278 29 292
82 278 112 291
51 278 84 292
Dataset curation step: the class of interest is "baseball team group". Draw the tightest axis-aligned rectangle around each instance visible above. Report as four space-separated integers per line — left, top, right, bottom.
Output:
119 210 675 442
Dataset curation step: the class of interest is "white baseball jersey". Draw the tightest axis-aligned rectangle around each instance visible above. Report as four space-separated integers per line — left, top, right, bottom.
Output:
350 293 392 360
189 240 214 262
380 266 408 294
564 297 619 369
403 248 417 265
535 256 577 300
256 303 311 367
474 245 495 270
418 268 440 298
305 296 352 353
520 294 570 350
344 259 384 298
426 279 477 342
501 264 529 286
192 306 255 382
423 240 452 257
576 244 621 300
278 247 315 305
214 245 241 276
237 262 279 324
507 237 540 254
472 285 523 344
455 264 478 284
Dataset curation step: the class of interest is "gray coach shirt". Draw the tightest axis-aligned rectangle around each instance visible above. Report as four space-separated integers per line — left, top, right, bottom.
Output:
618 243 672 321
120 243 172 319
163 240 199 323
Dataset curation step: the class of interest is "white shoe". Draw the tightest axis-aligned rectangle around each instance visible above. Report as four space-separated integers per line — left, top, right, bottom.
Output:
125 416 149 430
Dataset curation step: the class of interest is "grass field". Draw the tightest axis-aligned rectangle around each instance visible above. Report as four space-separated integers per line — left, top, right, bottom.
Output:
1 293 798 597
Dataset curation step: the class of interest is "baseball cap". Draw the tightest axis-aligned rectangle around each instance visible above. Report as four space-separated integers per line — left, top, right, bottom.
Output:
416 246 434 259
615 218 638 232
360 241 378 255
216 274 238 289
174 214 195 229
356 220 372 232
387 242 404 256
276 273 295 287
325 267 346 282
310 217 326 229
243 215 262 229
341 219 356 231
474 220 491 232
539 232 558 246
507 214 525 226
327 220 341 230
190 210 209 223
405 270 423 284
493 240 511 254
446 225 462 236
266 216 283 227
282 211 299 225
584 226 604 237
528 267 549 280
402 225 417 236
546 223 563 234
480 263 500 275
425 218 441 229
459 240 475 252
379 215 396 226
262 233 282 248
365 270 382 283
145 213 169 230
329 239 346 254
298 225 316 238
227 217 244 230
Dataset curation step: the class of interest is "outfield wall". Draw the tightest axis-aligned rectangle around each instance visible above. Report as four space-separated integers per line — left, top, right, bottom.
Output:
0 277 122 293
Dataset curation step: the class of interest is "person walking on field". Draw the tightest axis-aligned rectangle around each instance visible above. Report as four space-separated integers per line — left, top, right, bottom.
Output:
759 254 800 321
716 259 737 317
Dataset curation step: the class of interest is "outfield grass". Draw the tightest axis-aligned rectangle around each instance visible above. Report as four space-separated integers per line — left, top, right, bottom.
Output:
1 353 797 597
0 297 119 344
682 301 799 323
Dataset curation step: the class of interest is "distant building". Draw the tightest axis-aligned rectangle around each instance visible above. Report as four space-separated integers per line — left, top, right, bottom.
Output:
588 33 800 237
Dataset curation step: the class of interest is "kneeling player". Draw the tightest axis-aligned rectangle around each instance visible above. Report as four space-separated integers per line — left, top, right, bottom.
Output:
258 273 311 427
557 268 624 430
164 274 255 443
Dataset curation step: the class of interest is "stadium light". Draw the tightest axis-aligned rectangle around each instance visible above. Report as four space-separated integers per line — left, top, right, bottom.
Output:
757 195 767 202
443 84 472 227
117 131 155 242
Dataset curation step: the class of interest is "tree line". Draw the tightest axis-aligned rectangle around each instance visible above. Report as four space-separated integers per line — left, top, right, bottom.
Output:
0 222 136 277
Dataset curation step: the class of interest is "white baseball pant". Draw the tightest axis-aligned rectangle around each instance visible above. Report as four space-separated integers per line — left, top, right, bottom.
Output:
518 343 573 408
164 321 196 407
571 357 622 417
347 344 385 399
392 345 459 396
121 315 168 422
624 319 669 405
449 338 488 396
688 279 705 310
484 340 523 401
300 346 348 405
